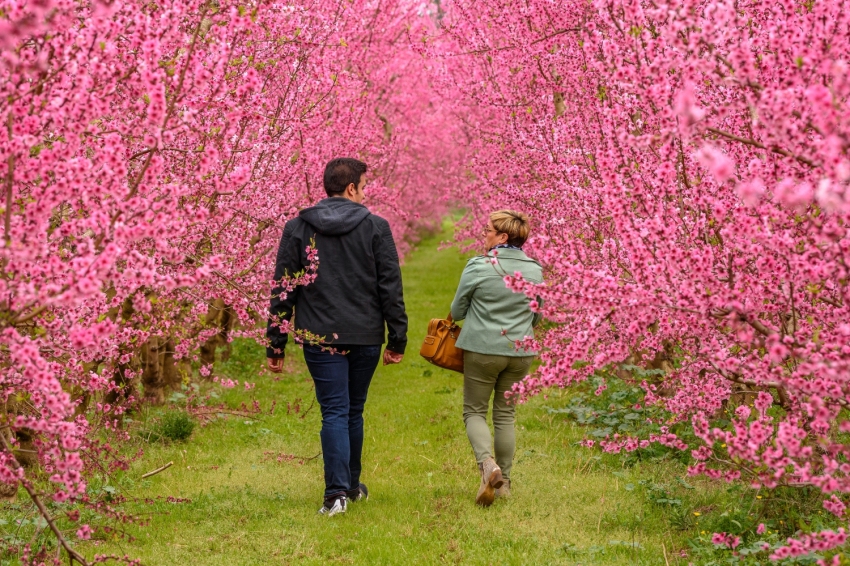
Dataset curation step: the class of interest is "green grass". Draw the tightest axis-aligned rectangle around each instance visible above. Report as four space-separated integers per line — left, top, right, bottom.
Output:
73 222 731 565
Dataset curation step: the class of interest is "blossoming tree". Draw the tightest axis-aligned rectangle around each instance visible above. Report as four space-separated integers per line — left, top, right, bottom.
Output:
438 0 850 557
1 0 459 561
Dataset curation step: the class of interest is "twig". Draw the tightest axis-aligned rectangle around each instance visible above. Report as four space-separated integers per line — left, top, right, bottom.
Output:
740 313 778 337
298 398 316 420
596 489 606 533
272 452 321 463
531 27 581 44
707 361 781 389
662 541 670 566
706 127 816 168
12 305 48 326
4 153 14 246
190 408 262 418
140 461 173 479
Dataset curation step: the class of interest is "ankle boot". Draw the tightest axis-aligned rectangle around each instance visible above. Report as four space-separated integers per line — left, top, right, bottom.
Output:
475 457 504 507
495 479 511 498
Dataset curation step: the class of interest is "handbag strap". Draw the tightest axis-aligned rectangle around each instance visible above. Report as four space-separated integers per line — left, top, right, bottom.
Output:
446 313 453 323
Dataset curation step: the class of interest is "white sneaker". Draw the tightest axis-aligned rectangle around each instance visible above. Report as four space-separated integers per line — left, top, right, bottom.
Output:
318 496 347 516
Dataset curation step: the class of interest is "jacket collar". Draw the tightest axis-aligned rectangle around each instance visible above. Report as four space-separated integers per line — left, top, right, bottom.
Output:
485 248 537 262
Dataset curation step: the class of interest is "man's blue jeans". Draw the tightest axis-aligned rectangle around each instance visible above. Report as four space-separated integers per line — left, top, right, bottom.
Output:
303 344 382 500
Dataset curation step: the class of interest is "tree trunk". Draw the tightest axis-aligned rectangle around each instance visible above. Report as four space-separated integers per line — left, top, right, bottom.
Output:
199 299 235 373
141 336 169 404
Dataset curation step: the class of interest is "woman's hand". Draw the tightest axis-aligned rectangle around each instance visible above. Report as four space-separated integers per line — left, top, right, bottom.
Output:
267 357 285 373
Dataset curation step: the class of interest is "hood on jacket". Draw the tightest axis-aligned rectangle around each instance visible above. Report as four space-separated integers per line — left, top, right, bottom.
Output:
299 197 371 236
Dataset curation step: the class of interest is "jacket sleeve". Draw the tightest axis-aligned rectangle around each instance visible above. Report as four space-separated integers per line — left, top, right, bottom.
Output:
266 221 302 358
374 219 408 354
450 260 478 321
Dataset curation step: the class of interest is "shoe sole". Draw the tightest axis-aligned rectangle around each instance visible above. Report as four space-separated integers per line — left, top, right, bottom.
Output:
475 468 504 507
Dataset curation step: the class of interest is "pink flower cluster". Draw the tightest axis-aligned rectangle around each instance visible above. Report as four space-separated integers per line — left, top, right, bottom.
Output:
771 529 847 561
712 532 741 550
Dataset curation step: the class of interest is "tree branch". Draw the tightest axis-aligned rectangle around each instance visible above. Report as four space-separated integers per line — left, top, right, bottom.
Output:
4 154 13 246
140 461 173 479
706 127 816 168
531 28 582 44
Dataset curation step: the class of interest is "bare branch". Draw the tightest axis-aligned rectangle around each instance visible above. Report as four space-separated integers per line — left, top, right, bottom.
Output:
140 461 173 479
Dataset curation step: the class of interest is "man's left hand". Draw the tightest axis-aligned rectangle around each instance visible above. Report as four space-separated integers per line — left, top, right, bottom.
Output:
267 357 285 373
383 349 404 366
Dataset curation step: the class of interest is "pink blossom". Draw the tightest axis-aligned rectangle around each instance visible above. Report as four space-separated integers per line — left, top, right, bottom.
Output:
696 145 735 184
823 495 846 517
76 525 92 540
712 532 741 549
674 81 705 126
736 178 765 207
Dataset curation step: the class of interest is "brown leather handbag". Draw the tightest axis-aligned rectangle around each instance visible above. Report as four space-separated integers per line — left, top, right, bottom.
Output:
419 314 464 373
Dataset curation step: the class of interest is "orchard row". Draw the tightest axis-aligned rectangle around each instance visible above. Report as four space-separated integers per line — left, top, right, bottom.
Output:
2 0 850 562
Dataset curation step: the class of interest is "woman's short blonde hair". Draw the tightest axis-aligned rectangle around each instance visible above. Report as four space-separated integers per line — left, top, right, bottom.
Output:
490 209 530 247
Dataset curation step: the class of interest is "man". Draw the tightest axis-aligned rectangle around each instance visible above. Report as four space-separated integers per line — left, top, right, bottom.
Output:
266 157 407 516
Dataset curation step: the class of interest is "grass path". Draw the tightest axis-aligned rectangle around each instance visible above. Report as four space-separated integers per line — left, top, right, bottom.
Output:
88 225 695 565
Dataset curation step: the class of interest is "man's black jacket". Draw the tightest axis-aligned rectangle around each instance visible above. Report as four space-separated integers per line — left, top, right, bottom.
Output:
266 197 408 357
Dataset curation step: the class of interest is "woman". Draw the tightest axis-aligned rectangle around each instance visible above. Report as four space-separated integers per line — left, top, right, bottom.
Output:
450 210 543 506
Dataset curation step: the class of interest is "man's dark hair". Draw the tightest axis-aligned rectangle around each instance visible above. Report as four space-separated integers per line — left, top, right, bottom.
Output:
323 158 367 196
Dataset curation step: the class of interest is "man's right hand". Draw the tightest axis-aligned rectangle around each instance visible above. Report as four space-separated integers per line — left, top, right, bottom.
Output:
267 357 285 373
383 349 404 366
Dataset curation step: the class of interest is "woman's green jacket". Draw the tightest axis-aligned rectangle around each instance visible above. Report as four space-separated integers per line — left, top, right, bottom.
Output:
450 248 543 357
